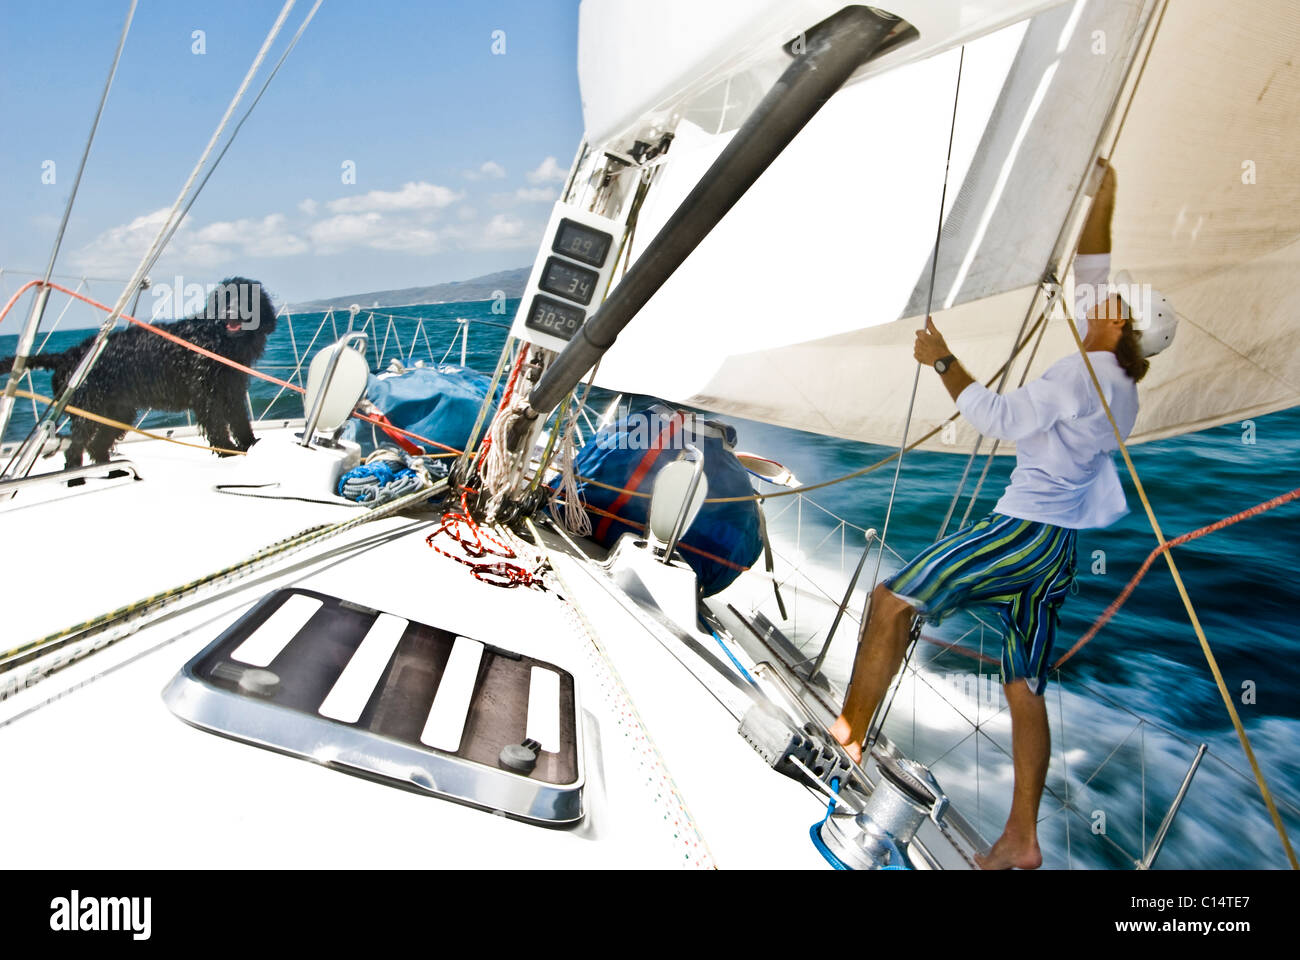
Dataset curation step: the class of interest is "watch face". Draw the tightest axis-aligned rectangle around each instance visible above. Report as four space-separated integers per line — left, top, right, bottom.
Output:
935 358 949 373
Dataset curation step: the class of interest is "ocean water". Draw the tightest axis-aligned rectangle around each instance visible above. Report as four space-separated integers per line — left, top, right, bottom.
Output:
4 297 1297 868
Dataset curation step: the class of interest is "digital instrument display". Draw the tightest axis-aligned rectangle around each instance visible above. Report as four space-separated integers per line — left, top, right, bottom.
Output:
539 256 599 306
552 218 612 267
524 295 585 341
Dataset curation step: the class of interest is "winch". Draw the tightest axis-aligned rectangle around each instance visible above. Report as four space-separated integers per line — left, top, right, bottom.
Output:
815 752 949 870
739 700 948 870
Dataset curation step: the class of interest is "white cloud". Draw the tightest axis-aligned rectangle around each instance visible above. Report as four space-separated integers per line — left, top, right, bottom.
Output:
306 212 439 255
307 212 385 254
75 208 307 272
193 213 307 258
71 189 528 277
72 207 174 273
327 181 460 214
463 160 506 180
513 186 557 204
469 213 539 250
370 226 439 254
525 156 566 184
487 186 558 209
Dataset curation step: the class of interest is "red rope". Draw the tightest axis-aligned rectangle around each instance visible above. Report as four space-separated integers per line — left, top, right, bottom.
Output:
1 281 463 455
1053 485 1300 668
425 486 546 589
594 411 681 542
474 347 527 470
365 410 423 456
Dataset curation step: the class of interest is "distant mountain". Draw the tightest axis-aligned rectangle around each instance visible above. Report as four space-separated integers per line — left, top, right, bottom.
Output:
285 267 529 313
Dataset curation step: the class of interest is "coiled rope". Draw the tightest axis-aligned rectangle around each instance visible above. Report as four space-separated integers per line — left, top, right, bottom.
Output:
425 485 547 589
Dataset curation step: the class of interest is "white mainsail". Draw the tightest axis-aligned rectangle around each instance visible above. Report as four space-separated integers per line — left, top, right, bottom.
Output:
1106 0 1300 443
583 0 1300 451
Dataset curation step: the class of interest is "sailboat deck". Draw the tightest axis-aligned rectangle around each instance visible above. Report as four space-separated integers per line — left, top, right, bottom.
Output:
1 422 362 644
0 427 835 869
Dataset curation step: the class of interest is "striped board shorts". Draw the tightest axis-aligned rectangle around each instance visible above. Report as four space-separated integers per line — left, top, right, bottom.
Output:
883 512 1078 695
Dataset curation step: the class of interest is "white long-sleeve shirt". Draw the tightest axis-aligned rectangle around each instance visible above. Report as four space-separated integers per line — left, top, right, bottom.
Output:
953 254 1138 530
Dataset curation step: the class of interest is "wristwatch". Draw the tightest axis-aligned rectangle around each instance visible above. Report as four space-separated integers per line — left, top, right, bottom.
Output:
934 354 957 374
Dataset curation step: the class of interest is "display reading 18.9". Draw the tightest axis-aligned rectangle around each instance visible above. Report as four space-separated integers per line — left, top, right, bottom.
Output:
552 218 612 268
524 295 585 341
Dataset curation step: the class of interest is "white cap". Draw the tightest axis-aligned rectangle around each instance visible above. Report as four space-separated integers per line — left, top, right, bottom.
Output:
1112 270 1178 357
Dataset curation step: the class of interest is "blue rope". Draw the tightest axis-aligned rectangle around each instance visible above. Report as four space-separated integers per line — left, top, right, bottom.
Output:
808 776 911 870
338 450 432 504
810 777 850 870
708 627 756 685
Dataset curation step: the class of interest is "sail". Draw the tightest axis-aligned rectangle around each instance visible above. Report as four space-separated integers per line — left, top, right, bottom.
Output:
589 0 1150 451
1105 0 1300 443
578 0 1068 148
586 0 1300 451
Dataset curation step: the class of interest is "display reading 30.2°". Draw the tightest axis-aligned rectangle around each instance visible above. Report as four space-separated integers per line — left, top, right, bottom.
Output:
540 256 599 306
552 218 612 267
524 295 585 341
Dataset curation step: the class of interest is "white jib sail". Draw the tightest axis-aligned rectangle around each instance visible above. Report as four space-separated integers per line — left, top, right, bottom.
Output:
585 0 1300 451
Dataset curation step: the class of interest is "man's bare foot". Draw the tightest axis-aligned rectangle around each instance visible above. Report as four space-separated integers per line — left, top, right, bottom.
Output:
828 715 863 764
974 833 1042 870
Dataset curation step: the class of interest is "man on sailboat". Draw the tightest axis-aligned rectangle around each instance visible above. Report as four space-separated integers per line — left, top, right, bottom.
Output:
829 160 1178 869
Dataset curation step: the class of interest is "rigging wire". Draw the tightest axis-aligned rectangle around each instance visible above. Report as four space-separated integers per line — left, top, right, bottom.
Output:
144 0 324 279
862 46 966 748
3 0 299 481
867 44 966 597
0 0 137 449
949 283 1054 533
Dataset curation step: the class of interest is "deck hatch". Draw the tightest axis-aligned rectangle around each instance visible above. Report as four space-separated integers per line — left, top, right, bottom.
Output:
163 588 583 825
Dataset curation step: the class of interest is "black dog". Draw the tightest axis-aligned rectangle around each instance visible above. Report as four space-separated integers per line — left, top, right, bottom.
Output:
0 277 277 468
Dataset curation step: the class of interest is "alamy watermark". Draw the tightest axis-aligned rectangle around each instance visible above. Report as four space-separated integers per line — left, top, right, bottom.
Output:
940 671 1003 710
50 890 151 941
1075 280 1155 328
593 405 696 451
150 276 262 330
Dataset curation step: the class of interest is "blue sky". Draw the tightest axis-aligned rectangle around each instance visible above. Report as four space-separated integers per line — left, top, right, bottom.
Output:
1 0 583 328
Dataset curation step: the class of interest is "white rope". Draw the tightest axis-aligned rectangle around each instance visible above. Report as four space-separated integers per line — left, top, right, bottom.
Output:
482 348 541 518
553 414 592 536
482 395 533 520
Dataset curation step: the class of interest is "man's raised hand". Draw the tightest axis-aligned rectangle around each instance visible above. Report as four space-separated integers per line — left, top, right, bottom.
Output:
914 316 952 366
